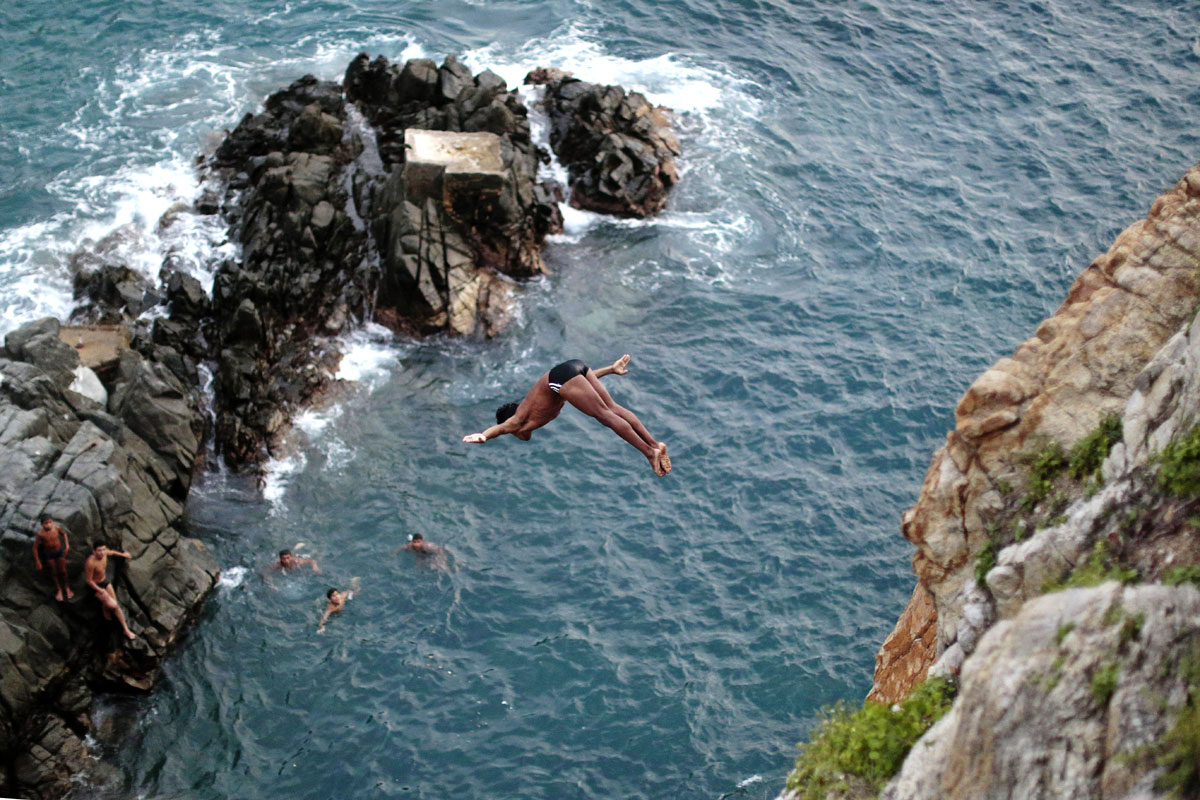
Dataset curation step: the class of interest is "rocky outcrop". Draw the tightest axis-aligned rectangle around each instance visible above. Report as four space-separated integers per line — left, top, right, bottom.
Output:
526 67 680 218
881 583 1200 800
343 53 563 325
0 317 218 799
867 583 936 705
200 54 682 470
873 164 1200 700
203 55 572 467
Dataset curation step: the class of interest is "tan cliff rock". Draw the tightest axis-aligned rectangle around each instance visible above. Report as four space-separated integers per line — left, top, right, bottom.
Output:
872 163 1200 701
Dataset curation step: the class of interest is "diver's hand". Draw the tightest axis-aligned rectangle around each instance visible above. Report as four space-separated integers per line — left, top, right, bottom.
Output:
611 354 630 375
462 433 487 444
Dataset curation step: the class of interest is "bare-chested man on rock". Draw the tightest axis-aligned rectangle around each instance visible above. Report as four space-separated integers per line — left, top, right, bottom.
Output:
83 544 136 640
462 355 671 476
32 516 73 601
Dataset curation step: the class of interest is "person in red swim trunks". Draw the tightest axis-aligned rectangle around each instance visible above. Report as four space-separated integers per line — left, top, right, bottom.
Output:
32 516 73 602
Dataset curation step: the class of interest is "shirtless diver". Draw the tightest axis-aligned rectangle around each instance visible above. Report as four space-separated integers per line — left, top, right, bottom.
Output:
462 355 671 476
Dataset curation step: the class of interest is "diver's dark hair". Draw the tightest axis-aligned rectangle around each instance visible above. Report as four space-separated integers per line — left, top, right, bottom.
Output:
40 515 53 524
496 402 519 425
412 533 424 542
279 549 291 558
327 588 338 599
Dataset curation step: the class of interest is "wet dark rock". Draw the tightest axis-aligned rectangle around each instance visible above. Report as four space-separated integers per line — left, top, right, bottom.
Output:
526 69 680 217
0 317 218 798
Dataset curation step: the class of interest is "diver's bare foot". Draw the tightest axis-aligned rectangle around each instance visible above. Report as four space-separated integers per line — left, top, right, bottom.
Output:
657 443 671 476
648 450 666 476
54 590 63 602
66 588 74 600
123 629 136 640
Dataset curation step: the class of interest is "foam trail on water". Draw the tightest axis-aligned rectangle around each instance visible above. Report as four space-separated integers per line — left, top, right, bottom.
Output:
262 452 307 511
217 566 247 590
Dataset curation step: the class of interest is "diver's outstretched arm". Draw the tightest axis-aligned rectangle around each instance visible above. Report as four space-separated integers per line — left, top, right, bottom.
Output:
463 416 523 443
592 354 631 379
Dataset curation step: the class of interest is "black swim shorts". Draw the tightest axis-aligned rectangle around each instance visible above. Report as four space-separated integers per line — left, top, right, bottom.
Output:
548 360 589 394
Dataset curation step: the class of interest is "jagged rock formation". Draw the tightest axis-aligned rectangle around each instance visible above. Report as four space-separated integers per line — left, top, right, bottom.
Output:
200 54 683 470
0 318 218 800
526 67 680 218
871 165 1200 703
204 55 570 467
774 164 1200 799
881 584 1200 800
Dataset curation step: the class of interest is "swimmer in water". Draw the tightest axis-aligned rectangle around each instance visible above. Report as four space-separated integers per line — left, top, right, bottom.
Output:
396 533 448 569
462 354 671 476
317 578 360 633
272 549 320 573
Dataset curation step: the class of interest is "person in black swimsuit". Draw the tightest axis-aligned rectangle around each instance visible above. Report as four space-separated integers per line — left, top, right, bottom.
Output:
83 544 136 640
462 354 671 476
32 516 73 601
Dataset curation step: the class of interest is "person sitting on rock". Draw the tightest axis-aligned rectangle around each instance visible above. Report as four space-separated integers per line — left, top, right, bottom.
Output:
83 544 136 640
32 516 73 602
273 549 320 574
462 354 671 476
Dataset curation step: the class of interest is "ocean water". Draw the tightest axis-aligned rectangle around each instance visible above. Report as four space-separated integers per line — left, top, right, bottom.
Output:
3 1 1199 798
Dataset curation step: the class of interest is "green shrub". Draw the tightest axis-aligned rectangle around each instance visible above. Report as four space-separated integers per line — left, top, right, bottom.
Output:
1043 541 1138 594
1069 414 1123 480
1091 661 1119 707
975 540 999 588
786 677 956 799
1056 622 1075 647
1156 423 1200 496
1025 441 1068 503
1164 565 1200 587
1156 650 1200 798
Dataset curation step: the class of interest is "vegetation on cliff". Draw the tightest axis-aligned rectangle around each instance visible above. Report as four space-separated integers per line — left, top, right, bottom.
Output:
785 677 954 799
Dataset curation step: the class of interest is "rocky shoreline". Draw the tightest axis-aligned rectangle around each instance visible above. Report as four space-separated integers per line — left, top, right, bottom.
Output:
0 54 679 798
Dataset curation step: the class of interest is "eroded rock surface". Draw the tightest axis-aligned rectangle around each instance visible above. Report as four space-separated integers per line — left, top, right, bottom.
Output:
205 55 572 467
0 318 218 799
882 584 1200 800
874 165 1200 698
527 67 680 218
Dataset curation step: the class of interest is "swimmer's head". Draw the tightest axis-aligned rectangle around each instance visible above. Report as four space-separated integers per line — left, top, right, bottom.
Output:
496 402 519 425
412 533 424 543
279 549 291 558
327 587 338 599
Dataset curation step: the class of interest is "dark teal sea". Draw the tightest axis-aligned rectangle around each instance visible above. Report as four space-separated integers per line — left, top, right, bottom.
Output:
2 1 1199 797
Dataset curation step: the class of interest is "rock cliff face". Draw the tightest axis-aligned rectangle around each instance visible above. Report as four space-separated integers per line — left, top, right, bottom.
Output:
0 318 218 800
871 164 1200 704
822 164 1200 797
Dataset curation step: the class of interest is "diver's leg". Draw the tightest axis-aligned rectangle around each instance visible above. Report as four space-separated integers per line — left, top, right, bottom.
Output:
559 377 664 475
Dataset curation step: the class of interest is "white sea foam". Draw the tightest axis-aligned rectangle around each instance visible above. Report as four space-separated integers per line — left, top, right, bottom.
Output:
262 451 307 510
463 25 746 115
218 565 248 590
336 322 402 385
737 774 763 788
